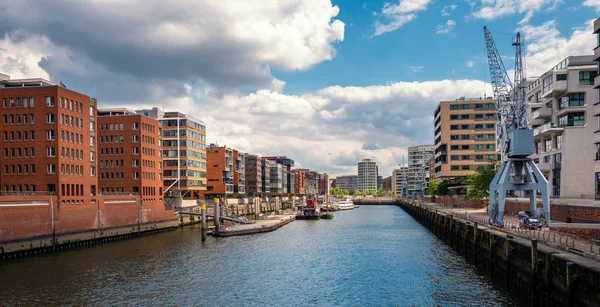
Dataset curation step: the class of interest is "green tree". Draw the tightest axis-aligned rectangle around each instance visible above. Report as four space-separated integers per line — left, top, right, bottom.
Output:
426 178 438 196
353 190 360 197
437 179 451 197
377 188 385 197
464 164 496 200
361 190 368 197
341 189 349 196
386 190 392 197
330 187 339 196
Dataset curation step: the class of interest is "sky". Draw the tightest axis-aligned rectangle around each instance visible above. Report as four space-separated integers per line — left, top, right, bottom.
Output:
0 0 599 178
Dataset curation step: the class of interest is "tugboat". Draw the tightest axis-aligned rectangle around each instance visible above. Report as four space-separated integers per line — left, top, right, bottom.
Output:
320 202 334 219
296 199 321 220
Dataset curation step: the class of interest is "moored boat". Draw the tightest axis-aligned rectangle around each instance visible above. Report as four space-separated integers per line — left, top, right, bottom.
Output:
337 198 354 210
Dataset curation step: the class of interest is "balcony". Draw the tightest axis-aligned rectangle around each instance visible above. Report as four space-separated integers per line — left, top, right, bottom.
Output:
541 80 567 98
529 108 552 125
536 158 552 173
533 122 563 138
595 74 600 89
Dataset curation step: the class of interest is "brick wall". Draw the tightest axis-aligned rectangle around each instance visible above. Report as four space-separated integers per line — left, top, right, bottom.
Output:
0 195 175 243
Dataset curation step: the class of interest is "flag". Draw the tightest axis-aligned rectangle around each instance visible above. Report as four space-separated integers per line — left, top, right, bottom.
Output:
60 81 67 88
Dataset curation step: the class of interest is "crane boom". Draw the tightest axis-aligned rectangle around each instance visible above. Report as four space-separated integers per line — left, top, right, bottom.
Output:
484 26 512 99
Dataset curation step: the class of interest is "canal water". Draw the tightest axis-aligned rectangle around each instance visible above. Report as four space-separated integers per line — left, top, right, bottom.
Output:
0 205 521 306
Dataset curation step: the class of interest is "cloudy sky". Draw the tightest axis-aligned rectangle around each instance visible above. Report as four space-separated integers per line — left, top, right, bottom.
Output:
0 0 598 177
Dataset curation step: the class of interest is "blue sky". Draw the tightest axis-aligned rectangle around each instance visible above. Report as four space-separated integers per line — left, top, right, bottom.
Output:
1 0 599 177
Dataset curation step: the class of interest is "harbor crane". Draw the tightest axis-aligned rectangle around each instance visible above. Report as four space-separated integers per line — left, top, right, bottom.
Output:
483 26 550 227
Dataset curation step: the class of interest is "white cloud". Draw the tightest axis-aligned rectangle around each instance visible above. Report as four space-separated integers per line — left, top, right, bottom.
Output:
471 0 562 21
436 20 457 34
373 0 432 36
409 65 424 72
466 60 475 68
520 19 595 77
441 4 458 16
583 0 600 12
0 0 345 97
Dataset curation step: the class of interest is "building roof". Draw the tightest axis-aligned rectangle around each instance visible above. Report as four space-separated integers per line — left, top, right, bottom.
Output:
97 108 137 116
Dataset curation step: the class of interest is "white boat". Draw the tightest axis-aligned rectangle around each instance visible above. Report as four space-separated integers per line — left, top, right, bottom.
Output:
337 198 354 210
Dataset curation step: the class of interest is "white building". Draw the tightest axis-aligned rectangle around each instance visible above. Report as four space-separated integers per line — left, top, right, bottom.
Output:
358 158 378 191
526 55 598 199
407 145 435 192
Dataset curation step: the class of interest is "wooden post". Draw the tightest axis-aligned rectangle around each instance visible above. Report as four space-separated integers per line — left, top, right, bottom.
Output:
531 239 538 272
214 198 220 235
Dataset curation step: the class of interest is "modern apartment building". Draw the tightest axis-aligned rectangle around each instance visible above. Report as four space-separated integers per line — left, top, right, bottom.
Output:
136 108 207 199
263 156 294 194
0 76 98 204
335 175 357 193
293 169 306 195
383 176 392 190
592 18 600 200
318 173 329 196
269 161 284 194
407 144 435 192
260 157 271 193
202 144 244 199
391 166 408 196
97 108 163 206
377 175 383 190
433 97 500 192
358 158 378 191
298 169 319 197
244 155 262 195
233 150 245 194
526 55 598 199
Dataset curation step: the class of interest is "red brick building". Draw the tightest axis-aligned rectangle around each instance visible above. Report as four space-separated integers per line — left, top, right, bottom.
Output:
244 155 262 195
202 144 245 199
97 108 163 207
0 77 98 205
293 169 306 195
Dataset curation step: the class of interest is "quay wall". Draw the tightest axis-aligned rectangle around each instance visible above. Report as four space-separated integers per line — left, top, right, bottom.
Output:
0 195 177 258
423 196 600 223
396 199 600 307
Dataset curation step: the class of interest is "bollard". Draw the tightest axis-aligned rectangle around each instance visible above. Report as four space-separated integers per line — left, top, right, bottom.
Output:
214 198 220 235
201 203 207 242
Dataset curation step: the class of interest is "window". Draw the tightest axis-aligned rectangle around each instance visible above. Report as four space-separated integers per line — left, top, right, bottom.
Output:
46 130 55 140
461 125 469 129
461 135 470 140
486 134 495 139
474 104 483 109
486 144 495 150
486 103 495 108
558 112 585 127
29 97 34 107
451 165 459 170
461 145 469 150
47 164 56 174
462 165 470 170
462 155 470 160
475 134 484 140
132 135 139 142
556 74 567 81
560 93 585 109
579 71 597 85
486 124 494 129
485 113 494 119
45 96 55 107
476 155 484 160
30 114 34 124
475 144 484 150
450 145 459 150
132 160 139 167
543 155 551 163
47 147 56 157
2 99 6 108
9 98 14 108
450 125 458 130
132 122 139 130
450 135 459 140
451 155 459 160
133 172 139 180
555 135 562 150
450 115 459 120
46 113 55 124
461 104 469 109
132 147 139 155
475 114 483 119
16 98 20 108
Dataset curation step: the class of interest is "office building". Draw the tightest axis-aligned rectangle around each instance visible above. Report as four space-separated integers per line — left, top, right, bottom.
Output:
97 108 163 206
408 145 435 191
136 108 207 199
392 166 408 196
383 176 392 190
233 150 245 194
433 97 500 192
269 161 284 194
260 157 271 193
526 55 598 198
377 175 383 190
0 76 98 204
336 175 357 193
358 158 378 191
